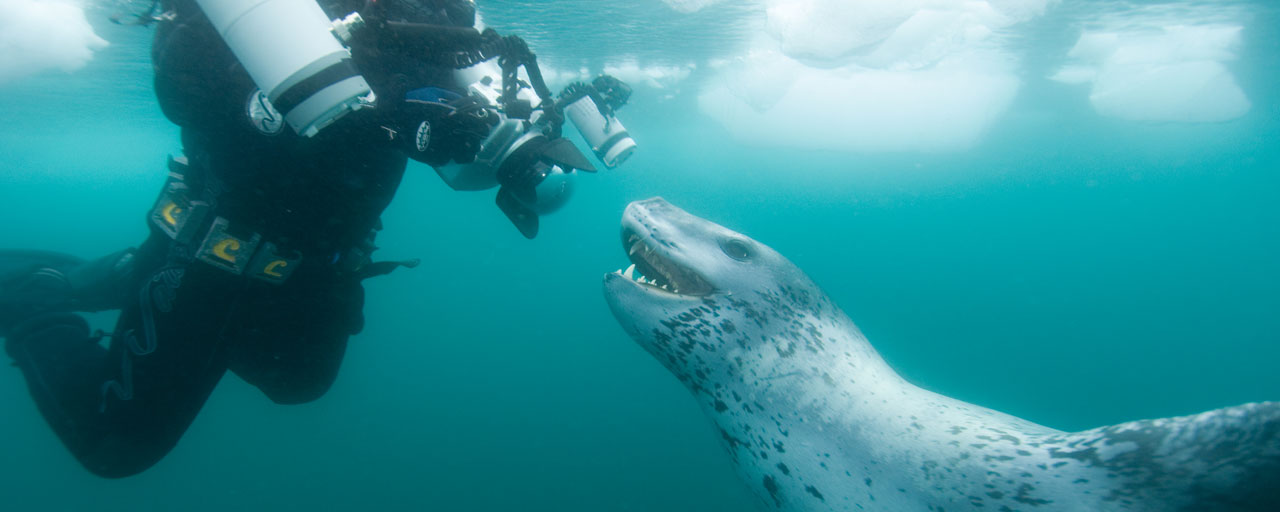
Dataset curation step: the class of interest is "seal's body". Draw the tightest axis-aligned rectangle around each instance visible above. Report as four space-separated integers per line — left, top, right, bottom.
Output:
603 197 1279 511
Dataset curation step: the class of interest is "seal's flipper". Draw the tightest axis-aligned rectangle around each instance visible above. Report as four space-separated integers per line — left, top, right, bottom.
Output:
1046 402 1280 510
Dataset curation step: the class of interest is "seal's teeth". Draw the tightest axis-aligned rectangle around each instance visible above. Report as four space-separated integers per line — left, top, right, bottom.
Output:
624 264 635 279
613 269 622 276
629 243 640 256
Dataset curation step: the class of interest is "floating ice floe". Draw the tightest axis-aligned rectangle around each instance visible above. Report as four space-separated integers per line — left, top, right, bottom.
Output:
661 0 728 14
700 50 1020 152
0 0 107 83
604 59 697 91
698 0 1057 153
534 58 697 96
1052 12 1251 123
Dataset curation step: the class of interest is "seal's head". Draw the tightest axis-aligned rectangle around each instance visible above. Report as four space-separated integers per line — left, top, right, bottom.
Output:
603 197 839 385
604 197 800 298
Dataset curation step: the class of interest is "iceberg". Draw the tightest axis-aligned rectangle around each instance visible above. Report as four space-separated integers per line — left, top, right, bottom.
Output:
0 0 107 83
1052 15 1251 123
698 0 1055 152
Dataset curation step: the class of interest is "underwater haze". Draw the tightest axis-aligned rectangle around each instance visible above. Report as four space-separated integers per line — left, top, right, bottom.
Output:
2 0 1278 510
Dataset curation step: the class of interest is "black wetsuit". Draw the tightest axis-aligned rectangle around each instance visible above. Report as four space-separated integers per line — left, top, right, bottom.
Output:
2 0 474 478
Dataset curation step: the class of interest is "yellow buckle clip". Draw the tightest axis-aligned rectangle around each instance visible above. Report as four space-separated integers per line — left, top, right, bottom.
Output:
247 242 302 285
195 217 260 275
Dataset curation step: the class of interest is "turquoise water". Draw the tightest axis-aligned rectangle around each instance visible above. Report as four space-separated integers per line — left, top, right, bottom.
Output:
1 0 1277 510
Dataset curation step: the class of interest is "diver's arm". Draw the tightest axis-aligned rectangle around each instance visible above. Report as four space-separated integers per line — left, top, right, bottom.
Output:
386 92 497 168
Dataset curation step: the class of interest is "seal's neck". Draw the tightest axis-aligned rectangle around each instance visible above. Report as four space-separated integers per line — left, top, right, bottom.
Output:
755 314 909 401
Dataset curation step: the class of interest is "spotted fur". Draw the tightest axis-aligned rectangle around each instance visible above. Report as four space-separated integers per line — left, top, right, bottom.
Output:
603 198 1279 512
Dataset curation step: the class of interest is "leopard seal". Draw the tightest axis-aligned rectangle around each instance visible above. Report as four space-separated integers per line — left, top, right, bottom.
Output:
602 197 1279 511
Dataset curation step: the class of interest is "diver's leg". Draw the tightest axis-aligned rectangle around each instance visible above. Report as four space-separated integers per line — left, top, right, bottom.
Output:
4 312 109 440
0 249 137 334
0 251 84 276
228 265 364 405
5 258 239 478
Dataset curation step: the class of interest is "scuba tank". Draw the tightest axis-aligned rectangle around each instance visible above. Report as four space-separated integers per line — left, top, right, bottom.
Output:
194 0 374 136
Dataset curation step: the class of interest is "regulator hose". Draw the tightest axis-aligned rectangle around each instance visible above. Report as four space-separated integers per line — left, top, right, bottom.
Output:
372 19 562 128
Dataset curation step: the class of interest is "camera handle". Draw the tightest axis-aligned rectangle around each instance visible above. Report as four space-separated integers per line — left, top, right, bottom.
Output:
370 19 563 132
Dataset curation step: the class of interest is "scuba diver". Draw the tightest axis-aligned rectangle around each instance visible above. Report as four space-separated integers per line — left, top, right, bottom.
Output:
0 0 635 478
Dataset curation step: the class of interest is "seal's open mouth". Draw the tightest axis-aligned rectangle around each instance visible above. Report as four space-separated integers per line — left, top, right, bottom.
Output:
611 226 714 297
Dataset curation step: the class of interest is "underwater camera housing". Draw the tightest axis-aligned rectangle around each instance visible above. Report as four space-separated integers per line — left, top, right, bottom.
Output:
435 62 638 239
194 0 637 238
357 8 639 238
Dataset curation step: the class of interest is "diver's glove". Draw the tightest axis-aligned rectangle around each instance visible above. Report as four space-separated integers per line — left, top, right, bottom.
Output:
395 87 498 167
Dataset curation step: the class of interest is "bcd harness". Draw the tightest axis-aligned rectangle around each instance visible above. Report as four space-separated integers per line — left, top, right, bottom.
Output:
148 156 405 284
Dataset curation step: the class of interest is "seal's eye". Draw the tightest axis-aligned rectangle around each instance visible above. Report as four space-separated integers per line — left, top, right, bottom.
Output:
720 239 752 261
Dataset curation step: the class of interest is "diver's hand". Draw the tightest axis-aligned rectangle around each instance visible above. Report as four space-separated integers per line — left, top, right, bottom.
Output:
396 90 498 166
435 96 498 164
